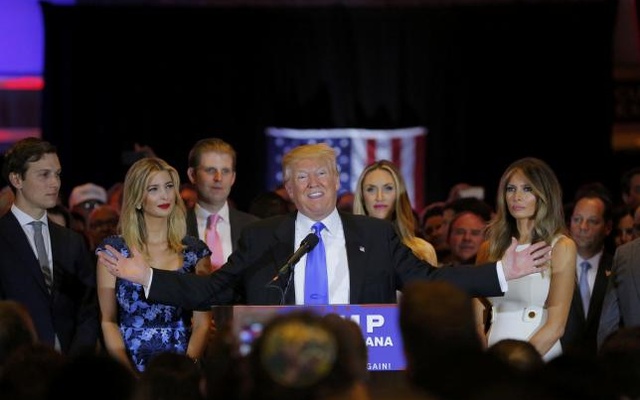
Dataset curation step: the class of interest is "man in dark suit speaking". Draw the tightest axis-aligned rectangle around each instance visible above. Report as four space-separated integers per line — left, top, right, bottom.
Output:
99 143 551 309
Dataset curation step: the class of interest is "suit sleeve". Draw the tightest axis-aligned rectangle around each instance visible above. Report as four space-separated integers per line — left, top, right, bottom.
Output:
68 232 100 354
597 246 627 348
388 223 502 297
149 268 235 311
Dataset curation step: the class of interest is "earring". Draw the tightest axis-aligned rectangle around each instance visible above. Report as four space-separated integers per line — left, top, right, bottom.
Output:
136 205 142 210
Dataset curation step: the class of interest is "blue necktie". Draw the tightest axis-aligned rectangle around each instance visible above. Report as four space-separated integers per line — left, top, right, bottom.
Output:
579 261 591 316
304 222 328 305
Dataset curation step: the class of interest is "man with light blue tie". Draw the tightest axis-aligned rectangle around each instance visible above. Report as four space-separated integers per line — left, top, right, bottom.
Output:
98 143 553 308
561 188 613 357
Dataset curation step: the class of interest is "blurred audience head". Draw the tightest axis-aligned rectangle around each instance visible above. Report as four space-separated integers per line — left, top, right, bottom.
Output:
68 182 108 227
47 352 136 400
0 343 67 399
136 352 204 400
620 166 640 211
0 300 38 367
180 182 198 209
87 204 120 250
248 191 290 219
486 339 544 376
247 310 369 400
47 203 72 227
399 280 490 399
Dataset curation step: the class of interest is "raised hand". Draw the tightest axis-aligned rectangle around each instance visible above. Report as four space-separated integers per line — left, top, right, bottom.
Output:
501 237 552 281
97 245 151 286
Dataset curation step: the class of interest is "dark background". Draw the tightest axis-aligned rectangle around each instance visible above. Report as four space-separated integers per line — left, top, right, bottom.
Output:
40 1 624 211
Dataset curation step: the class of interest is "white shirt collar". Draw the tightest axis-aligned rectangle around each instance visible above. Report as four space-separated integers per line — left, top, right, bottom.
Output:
577 251 602 269
195 201 230 223
295 208 340 236
12 204 48 227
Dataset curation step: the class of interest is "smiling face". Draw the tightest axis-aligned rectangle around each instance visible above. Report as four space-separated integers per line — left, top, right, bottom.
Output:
361 168 396 220
284 157 340 221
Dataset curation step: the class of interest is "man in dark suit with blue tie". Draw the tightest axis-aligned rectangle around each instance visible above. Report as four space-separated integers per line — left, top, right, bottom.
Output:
562 190 613 357
99 143 552 309
0 138 99 354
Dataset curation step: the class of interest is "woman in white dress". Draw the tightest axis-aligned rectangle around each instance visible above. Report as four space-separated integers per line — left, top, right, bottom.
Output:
474 157 576 361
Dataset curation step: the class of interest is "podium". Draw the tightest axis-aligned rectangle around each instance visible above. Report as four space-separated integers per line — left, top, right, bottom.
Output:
212 304 406 371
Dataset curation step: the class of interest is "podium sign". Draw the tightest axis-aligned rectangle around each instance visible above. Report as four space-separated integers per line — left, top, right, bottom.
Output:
214 304 405 371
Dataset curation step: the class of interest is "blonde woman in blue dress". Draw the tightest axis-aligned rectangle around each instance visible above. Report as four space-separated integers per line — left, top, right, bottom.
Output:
97 157 212 374
474 157 576 361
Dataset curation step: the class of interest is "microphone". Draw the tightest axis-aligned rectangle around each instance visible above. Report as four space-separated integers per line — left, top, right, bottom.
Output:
268 233 319 284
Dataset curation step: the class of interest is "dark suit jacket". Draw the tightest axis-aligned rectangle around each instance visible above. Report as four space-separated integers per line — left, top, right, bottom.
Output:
186 206 259 250
0 212 99 354
149 212 503 309
598 238 640 348
561 252 612 357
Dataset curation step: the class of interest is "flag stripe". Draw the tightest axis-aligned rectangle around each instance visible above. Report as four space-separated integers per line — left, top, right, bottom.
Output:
265 127 428 209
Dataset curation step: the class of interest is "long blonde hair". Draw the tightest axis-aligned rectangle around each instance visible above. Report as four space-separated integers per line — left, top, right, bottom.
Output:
485 157 566 261
119 157 187 260
353 160 418 241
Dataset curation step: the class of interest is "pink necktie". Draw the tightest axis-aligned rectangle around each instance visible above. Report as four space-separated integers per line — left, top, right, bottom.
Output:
206 214 224 271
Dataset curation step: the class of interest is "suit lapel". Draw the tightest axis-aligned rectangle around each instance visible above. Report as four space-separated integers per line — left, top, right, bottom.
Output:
586 254 611 322
0 213 50 294
271 214 298 304
49 222 68 294
228 208 241 250
631 241 640 301
185 208 198 239
340 213 367 304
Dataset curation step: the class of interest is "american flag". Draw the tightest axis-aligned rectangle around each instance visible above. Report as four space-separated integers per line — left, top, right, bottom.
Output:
265 127 427 210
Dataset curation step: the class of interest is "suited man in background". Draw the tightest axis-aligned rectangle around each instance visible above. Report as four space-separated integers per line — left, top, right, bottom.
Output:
562 189 613 358
0 137 99 354
99 143 552 308
598 236 640 348
185 138 259 271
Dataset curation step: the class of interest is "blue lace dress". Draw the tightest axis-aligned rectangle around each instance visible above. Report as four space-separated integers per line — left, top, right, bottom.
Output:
97 235 211 372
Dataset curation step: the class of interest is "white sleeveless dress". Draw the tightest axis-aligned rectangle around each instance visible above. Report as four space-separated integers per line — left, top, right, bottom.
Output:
486 235 564 362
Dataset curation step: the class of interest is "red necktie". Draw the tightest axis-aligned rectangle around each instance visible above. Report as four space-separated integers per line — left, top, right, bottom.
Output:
206 214 224 271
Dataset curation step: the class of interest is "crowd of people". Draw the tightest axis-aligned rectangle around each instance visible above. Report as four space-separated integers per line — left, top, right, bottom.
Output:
1 136 639 399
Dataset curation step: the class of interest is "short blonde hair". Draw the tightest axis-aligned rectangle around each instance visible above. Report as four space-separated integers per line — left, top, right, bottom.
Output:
282 143 339 182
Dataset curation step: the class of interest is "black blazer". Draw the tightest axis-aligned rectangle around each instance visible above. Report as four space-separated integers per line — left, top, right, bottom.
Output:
185 206 259 250
149 212 503 309
561 252 612 358
0 212 99 354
